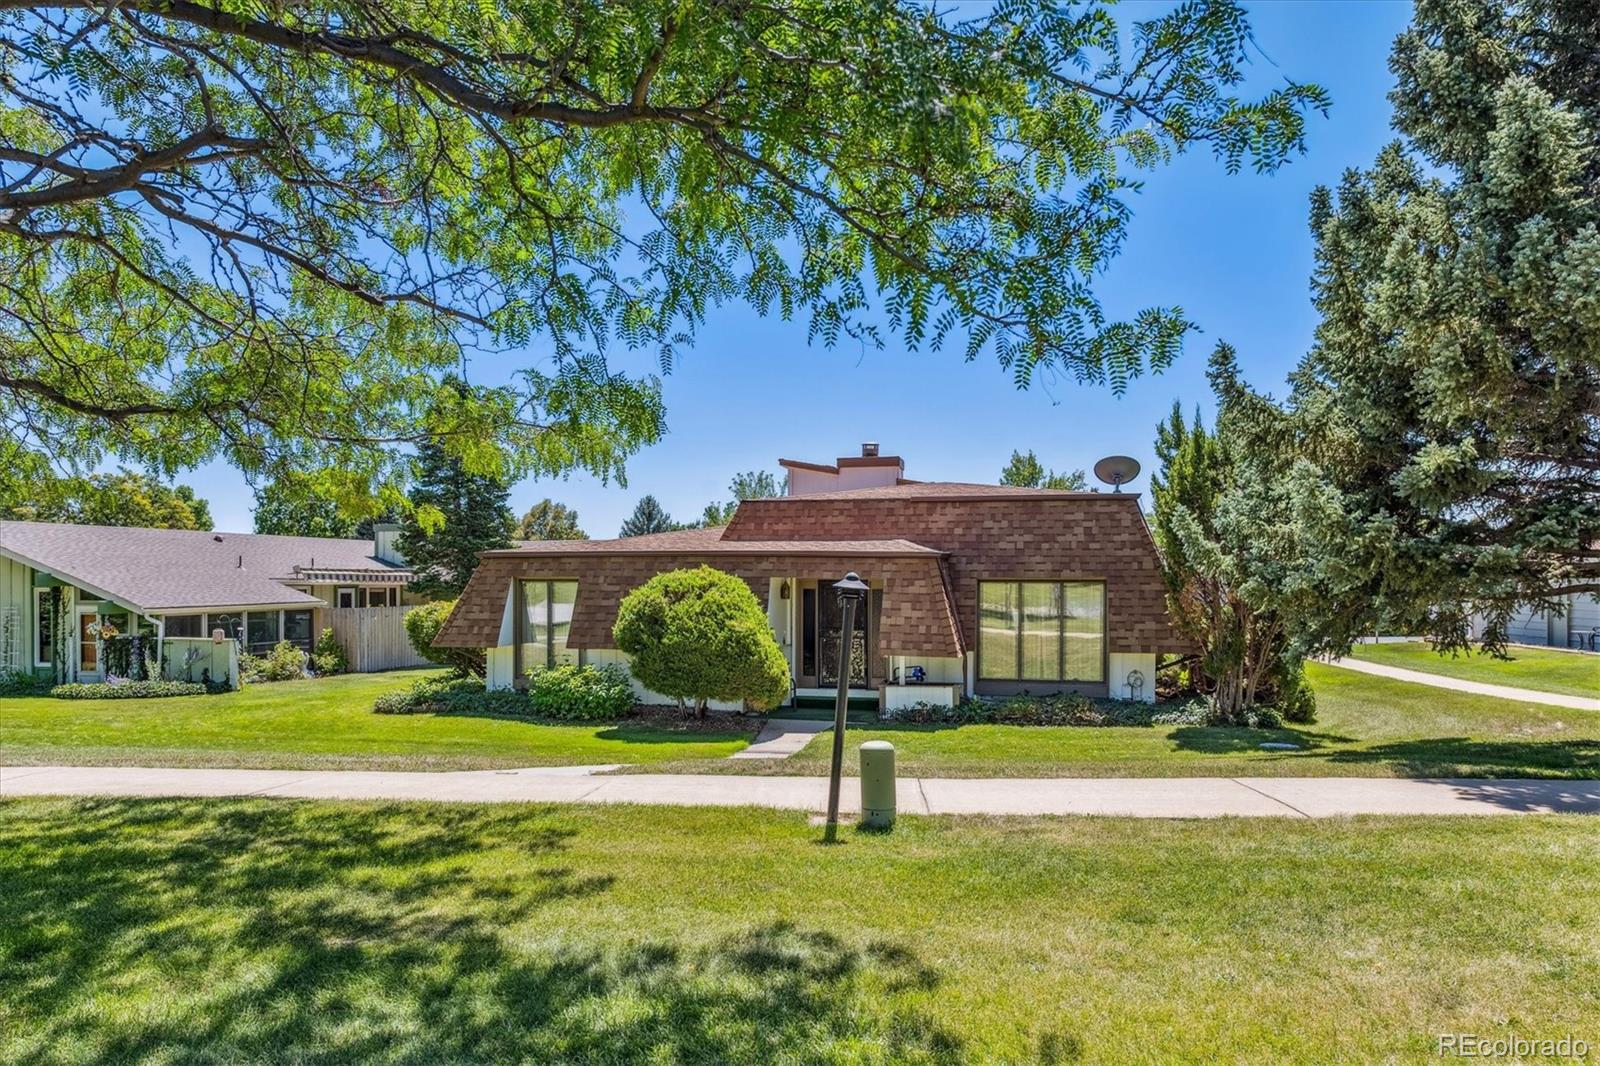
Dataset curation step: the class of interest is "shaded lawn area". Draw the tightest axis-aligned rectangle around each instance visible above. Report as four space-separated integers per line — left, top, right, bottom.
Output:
0 670 755 771
625 663 1600 779
3 797 1597 1064
1348 640 1599 698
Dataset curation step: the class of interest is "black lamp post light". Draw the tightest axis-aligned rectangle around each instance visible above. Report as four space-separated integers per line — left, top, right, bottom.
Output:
822 570 870 843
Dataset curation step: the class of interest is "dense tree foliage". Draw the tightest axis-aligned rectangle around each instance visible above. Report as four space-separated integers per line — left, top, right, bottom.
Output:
1150 393 1314 724
696 469 787 527
999 450 1087 491
514 499 588 542
613 565 790 715
397 441 514 597
1219 0 1599 651
253 479 357 539
1 0 1324 506
3 468 212 529
618 495 676 538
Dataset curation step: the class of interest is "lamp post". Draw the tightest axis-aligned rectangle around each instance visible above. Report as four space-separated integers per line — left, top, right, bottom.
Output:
824 571 869 843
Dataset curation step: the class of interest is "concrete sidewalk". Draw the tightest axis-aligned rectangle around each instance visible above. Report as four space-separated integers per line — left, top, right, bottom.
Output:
5 764 1599 818
1323 656 1599 711
728 718 831 760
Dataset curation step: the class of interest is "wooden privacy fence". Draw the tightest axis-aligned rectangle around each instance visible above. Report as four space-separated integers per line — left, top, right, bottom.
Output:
328 606 431 673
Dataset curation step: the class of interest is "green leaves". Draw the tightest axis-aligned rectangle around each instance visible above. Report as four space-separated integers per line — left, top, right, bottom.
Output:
2 0 1323 494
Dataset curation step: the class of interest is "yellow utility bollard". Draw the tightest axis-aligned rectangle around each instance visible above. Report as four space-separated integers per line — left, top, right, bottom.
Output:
859 740 896 829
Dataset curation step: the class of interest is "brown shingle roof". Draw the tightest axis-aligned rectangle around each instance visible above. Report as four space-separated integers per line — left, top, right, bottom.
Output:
0 520 410 612
783 482 1134 501
484 525 942 557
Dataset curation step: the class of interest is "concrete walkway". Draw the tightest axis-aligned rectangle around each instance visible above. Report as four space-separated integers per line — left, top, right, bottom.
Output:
1323 656 1599 711
5 764 1599 818
728 718 832 760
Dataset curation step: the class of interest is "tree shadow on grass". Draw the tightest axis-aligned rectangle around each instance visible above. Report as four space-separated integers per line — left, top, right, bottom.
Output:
1165 726 1353 755
1323 737 1600 779
1 799 961 1063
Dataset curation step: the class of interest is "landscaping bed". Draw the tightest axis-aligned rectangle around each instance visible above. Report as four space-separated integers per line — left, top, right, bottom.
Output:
3 796 1596 1063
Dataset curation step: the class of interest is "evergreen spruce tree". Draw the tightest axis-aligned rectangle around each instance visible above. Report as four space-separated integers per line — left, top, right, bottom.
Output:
398 440 514 598
619 495 676 538
1220 0 1600 651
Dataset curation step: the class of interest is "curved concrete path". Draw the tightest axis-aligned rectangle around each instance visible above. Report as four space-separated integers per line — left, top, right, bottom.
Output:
5 764 1598 818
1322 656 1599 711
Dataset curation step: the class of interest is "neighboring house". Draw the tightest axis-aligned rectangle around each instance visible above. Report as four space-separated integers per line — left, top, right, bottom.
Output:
0 521 417 682
1478 593 1600 651
437 444 1182 708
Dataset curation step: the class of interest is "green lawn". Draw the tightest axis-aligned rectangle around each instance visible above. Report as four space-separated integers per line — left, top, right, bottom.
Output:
0 670 755 770
1348 640 1599 698
628 663 1600 779
3 797 1596 1063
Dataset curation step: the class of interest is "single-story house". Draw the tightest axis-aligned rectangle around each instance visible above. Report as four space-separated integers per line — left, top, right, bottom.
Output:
0 520 417 683
436 444 1183 709
1475 593 1600 652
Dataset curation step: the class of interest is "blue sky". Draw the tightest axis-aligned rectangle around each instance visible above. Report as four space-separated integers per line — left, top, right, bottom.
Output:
200 1 1415 537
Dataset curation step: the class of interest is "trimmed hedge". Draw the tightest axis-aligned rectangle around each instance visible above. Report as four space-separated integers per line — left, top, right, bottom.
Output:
612 565 789 714
403 600 485 677
52 680 209 700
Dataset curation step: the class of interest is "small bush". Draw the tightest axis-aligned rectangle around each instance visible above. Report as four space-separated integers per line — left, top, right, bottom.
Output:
526 664 635 721
310 628 347 675
0 670 49 697
373 675 529 716
241 640 308 683
404 601 485 677
52 680 208 699
613 565 789 715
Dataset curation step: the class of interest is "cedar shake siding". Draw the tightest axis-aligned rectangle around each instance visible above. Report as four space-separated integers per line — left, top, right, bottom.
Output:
434 484 1181 668
436 542 964 659
719 490 1179 655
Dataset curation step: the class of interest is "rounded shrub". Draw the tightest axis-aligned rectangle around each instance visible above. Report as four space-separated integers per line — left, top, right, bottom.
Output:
403 600 485 677
526 664 635 721
612 565 790 715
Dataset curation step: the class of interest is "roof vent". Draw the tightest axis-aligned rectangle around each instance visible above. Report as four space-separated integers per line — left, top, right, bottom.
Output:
861 442 879 457
213 535 223 542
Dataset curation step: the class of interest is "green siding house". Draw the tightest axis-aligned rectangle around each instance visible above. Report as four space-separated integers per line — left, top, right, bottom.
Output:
0 521 416 684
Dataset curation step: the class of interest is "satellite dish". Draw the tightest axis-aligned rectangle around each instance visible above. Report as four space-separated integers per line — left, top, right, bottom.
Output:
1093 455 1141 493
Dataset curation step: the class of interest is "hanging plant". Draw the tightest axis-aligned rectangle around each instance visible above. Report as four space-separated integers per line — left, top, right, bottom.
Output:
49 587 69 685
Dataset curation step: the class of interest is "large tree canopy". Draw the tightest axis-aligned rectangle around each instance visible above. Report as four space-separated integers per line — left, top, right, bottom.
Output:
3 467 212 528
1 0 1324 502
1219 0 1599 651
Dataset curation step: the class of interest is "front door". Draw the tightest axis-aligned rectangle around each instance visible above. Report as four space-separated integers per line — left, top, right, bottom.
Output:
77 607 100 679
799 581 880 689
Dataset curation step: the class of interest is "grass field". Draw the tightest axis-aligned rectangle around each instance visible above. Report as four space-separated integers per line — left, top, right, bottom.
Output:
3 796 1596 1063
1348 640 1599 698
0 670 756 770
626 663 1600 779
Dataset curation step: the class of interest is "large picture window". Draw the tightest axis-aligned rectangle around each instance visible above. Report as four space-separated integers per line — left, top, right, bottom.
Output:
977 581 1105 683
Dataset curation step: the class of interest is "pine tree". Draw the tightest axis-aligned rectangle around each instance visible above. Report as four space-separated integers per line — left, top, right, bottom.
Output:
398 440 514 598
1221 0 1600 651
619 495 676 538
